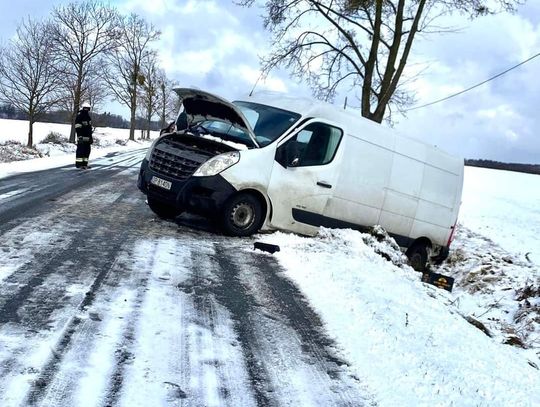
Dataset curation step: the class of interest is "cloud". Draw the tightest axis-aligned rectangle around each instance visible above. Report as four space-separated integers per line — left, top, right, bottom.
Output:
235 65 288 93
118 0 238 23
476 105 518 121
114 0 539 163
115 0 299 102
398 4 540 163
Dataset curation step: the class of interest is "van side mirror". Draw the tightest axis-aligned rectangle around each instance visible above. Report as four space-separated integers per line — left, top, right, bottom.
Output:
276 141 300 168
275 145 287 167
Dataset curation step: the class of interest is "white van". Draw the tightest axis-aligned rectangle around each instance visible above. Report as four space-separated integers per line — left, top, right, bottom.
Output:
138 88 464 270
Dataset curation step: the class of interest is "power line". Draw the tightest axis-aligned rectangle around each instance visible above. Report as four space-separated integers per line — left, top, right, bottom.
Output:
405 51 540 112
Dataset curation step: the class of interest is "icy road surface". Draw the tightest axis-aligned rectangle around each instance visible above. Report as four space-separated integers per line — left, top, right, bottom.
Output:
0 150 372 407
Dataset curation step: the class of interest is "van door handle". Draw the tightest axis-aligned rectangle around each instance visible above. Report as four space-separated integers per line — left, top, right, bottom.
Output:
317 181 332 189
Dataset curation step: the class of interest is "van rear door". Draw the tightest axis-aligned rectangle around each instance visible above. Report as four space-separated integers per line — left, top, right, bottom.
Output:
266 120 344 235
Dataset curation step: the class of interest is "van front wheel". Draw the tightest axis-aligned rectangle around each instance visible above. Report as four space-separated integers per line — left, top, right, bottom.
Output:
222 193 263 237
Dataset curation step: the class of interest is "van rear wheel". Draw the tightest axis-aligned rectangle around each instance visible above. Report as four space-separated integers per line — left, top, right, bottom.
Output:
147 197 181 219
222 193 263 237
406 243 429 272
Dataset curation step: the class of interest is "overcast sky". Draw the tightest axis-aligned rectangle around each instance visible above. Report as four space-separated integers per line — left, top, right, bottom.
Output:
1 0 539 164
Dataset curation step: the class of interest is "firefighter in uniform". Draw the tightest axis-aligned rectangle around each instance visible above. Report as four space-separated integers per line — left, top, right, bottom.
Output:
75 102 93 169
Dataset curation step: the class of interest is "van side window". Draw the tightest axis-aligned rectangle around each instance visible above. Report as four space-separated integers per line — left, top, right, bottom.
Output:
278 123 342 167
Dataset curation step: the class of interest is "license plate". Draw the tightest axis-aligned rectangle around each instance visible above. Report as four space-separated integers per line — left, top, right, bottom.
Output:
150 176 172 190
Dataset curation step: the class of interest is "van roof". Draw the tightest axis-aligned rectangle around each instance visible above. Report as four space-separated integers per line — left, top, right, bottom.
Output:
242 91 400 136
242 91 410 139
240 90 463 174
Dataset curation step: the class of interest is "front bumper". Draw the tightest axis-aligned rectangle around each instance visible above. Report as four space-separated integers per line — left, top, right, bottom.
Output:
138 158 237 217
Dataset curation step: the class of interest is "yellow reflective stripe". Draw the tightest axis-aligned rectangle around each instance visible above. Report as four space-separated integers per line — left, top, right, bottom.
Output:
76 158 84 162
75 124 82 128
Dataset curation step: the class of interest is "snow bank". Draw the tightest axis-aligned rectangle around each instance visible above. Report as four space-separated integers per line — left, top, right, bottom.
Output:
258 228 539 406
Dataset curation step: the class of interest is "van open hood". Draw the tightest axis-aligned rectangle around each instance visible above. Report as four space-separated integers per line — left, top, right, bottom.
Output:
173 88 259 148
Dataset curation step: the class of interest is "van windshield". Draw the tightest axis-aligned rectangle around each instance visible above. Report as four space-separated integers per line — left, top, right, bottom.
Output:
233 101 301 147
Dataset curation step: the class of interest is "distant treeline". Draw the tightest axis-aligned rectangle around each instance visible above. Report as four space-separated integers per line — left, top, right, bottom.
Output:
0 104 161 131
466 159 540 175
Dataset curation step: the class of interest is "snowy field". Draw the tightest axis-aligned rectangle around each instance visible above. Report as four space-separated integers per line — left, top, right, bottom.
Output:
0 118 156 178
460 166 540 265
0 118 538 406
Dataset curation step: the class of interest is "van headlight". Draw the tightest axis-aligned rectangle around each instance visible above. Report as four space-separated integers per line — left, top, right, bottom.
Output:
193 151 240 177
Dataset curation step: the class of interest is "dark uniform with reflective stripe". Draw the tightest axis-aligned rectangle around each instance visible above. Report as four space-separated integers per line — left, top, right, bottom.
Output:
75 108 93 168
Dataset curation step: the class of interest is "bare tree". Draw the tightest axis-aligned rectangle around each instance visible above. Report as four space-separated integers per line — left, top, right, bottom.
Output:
157 72 179 129
239 0 523 123
0 19 62 147
81 69 111 113
103 13 160 141
138 55 161 139
49 0 120 142
55 61 110 121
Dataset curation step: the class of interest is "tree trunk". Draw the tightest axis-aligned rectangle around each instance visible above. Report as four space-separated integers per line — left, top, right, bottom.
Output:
129 102 136 141
370 110 385 123
361 0 383 121
160 107 165 129
160 83 166 129
146 109 152 139
129 66 140 141
27 119 34 148
70 74 83 144
69 119 76 144
69 107 78 143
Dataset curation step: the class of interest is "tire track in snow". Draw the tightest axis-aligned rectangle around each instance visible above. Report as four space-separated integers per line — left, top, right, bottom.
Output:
100 232 257 407
0 178 142 326
205 246 275 407
0 154 146 405
186 243 258 407
111 237 194 406
249 252 350 370
98 238 190 407
101 273 150 407
211 246 373 406
0 216 102 326
0 149 144 233
36 240 155 407
11 176 150 405
24 249 140 403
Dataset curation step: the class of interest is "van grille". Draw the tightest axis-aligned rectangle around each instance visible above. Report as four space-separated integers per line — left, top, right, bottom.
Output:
149 138 208 180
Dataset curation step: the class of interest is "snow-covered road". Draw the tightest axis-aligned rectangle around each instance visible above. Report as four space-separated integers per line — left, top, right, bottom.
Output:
0 150 372 406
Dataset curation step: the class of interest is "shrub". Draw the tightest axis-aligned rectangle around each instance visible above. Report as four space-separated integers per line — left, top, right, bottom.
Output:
42 131 69 145
0 139 23 146
0 141 42 162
